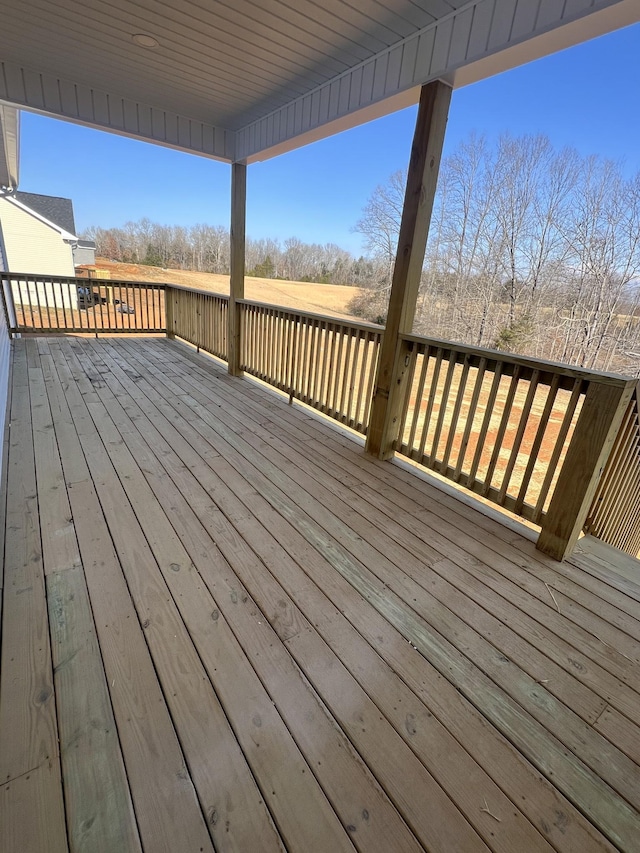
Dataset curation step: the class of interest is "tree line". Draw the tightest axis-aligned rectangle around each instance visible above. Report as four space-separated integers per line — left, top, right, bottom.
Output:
83 220 375 287
83 131 640 375
353 133 640 375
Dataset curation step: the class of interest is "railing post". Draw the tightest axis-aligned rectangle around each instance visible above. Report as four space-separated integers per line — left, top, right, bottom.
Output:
0 277 18 338
228 162 247 376
165 285 175 338
366 81 452 459
537 379 636 561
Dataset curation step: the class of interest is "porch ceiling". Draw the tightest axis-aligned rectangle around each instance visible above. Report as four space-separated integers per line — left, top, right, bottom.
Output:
0 0 639 164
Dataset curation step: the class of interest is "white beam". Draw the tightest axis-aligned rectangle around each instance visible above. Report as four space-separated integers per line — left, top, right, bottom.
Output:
0 104 19 189
0 61 235 163
237 0 639 163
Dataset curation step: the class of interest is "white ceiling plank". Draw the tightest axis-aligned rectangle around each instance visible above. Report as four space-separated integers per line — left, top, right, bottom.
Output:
564 0 597 18
487 0 519 50
165 114 179 145
348 66 363 112
430 17 455 74
536 0 565 29
466 0 495 57
190 121 203 153
339 76 351 116
1 0 637 165
510 0 542 40
372 53 390 101
0 59 235 161
360 60 376 105
123 100 140 136
76 87 94 123
202 124 214 156
0 105 20 189
413 27 437 81
151 108 165 140
59 81 79 119
41 76 62 114
398 36 419 89
385 45 404 96
22 70 45 110
3 65 26 104
448 6 475 66
108 96 125 130
302 95 312 131
179 117 191 151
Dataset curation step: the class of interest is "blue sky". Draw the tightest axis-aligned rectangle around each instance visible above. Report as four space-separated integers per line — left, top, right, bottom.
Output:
17 22 640 256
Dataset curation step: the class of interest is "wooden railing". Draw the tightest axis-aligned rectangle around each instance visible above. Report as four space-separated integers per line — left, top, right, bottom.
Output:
394 334 636 553
165 284 229 361
585 382 640 556
3 271 637 559
239 300 383 435
1 272 165 334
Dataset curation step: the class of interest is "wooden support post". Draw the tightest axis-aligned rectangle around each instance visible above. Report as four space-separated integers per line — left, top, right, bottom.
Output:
536 379 636 561
228 162 247 376
366 81 452 459
165 286 175 339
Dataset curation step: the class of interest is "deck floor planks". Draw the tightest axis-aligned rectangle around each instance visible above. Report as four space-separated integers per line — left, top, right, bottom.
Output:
149 344 640 693
145 336 640 632
99 336 633 848
3 336 640 853
171 361 640 750
81 343 526 852
170 335 639 632
155 338 640 652
41 342 216 853
50 340 384 849
0 342 67 853
115 337 640 814
44 341 300 853
87 340 610 853
27 340 141 853
63 341 480 853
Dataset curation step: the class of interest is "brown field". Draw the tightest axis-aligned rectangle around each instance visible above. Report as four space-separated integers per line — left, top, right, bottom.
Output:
93 259 362 321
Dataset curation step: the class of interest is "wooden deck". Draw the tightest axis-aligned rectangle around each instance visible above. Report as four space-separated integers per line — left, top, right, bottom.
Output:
1 335 639 853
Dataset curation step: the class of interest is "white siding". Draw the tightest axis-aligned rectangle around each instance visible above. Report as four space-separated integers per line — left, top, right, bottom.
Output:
0 197 75 276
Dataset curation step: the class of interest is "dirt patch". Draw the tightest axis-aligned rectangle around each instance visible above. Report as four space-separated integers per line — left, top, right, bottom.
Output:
92 260 362 321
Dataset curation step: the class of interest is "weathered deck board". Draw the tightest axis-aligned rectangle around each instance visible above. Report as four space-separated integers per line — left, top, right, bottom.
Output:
105 338 640 850
0 343 67 853
2 335 639 853
28 346 141 853
74 349 499 851
38 343 215 853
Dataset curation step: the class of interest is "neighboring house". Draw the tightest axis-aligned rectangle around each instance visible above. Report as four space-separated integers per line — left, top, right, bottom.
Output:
74 238 98 266
0 190 96 308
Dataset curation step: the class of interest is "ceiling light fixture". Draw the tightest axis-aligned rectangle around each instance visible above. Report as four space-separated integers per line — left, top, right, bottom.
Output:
132 33 159 48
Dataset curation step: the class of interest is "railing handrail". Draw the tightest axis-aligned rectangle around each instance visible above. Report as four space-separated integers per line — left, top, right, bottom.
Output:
2 271 167 290
6 268 637 558
165 282 229 299
239 298 385 335
400 331 634 388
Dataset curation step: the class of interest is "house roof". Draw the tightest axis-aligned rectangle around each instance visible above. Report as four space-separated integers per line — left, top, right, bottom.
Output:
0 0 638 164
13 191 77 235
1 192 78 241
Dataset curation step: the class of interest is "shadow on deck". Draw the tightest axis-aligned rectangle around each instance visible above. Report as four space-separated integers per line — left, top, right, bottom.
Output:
1 335 639 853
